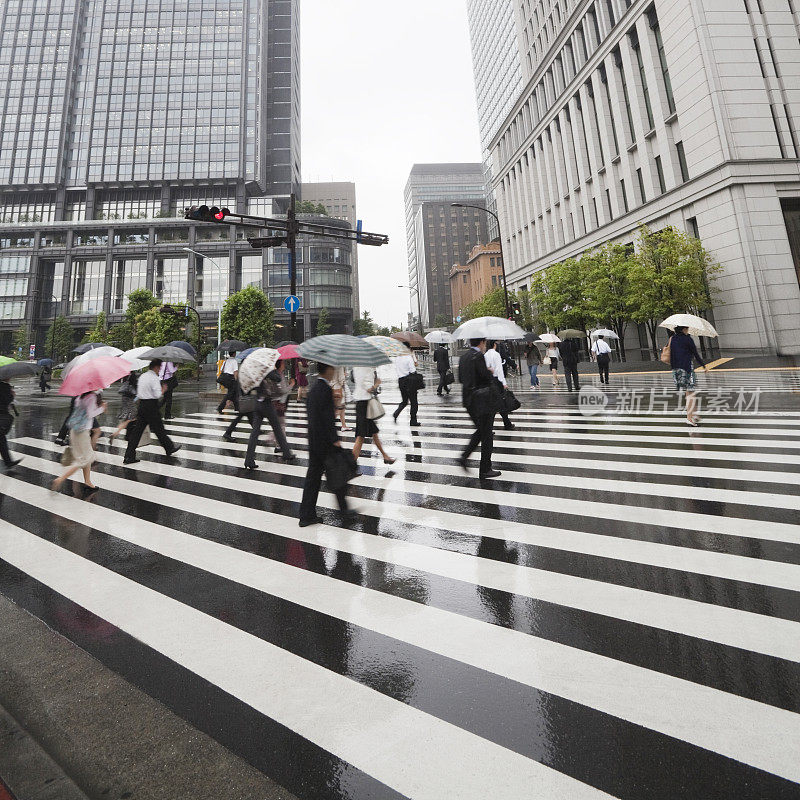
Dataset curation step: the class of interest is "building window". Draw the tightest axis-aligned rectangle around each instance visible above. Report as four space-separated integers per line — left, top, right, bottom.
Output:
686 217 700 240
637 168 646 204
631 32 655 130
613 48 636 142
155 257 189 305
599 64 620 156
655 155 667 194
73 231 109 247
649 13 676 114
112 259 148 311
70 260 106 315
676 141 690 182
195 255 230 310
238 254 263 291
113 229 150 246
620 180 629 213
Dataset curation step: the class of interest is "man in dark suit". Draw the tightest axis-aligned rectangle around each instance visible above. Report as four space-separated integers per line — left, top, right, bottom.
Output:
433 344 451 395
457 338 501 479
560 337 581 392
299 362 349 527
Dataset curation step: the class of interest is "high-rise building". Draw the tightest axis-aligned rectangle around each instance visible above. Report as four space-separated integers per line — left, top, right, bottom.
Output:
0 0 301 347
486 0 800 354
301 182 359 317
404 163 486 328
466 0 523 238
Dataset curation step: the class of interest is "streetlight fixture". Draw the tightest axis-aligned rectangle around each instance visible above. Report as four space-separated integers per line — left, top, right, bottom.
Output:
183 247 223 353
397 284 423 334
451 203 510 317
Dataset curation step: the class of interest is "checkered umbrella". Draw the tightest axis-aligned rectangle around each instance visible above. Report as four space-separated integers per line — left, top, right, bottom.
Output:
364 336 409 358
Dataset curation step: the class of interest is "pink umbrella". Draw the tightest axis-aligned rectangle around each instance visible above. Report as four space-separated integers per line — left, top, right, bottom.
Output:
277 344 301 360
59 356 133 397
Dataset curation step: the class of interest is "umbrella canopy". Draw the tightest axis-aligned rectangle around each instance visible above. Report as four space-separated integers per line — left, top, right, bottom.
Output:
167 340 197 358
37 358 54 367
522 333 540 343
424 330 454 344
297 335 390 368
237 347 258 362
59 356 132 396
276 340 298 348
659 314 719 338
0 361 38 381
72 342 107 354
0 356 15 367
238 348 281 394
139 345 196 363
391 331 428 348
452 316 527 341
365 335 409 358
538 333 562 344
62 346 124 379
557 329 586 340
590 329 619 339
218 339 248 352
120 346 152 371
277 344 301 361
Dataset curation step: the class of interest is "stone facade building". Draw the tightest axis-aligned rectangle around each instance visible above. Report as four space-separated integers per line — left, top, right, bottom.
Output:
449 243 505 320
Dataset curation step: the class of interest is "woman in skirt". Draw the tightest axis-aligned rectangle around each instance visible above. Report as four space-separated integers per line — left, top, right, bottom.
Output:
51 390 106 493
351 366 395 465
109 371 138 445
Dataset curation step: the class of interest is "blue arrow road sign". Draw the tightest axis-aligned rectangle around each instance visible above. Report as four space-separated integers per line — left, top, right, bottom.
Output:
284 295 301 313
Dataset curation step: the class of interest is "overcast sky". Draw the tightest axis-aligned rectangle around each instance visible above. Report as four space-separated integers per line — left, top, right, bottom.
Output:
301 0 482 328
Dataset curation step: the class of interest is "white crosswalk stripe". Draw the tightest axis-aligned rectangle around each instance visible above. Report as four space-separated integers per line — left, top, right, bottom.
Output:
2 401 800 799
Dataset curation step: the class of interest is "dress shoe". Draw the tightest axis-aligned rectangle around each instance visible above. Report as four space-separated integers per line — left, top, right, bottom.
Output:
4 457 22 471
298 516 322 528
504 423 516 430
457 455 469 473
54 437 66 447
479 469 502 479
353 469 363 478
282 454 297 463
122 458 140 465
383 457 396 465
409 421 421 427
243 462 258 470
221 433 233 442
166 446 181 457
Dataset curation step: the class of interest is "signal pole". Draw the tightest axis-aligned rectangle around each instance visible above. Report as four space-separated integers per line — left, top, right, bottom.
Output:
287 193 299 342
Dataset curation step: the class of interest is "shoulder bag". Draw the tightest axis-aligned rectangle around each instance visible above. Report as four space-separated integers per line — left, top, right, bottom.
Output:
366 394 385 420
660 338 672 365
503 388 521 412
238 390 258 414
542 356 552 366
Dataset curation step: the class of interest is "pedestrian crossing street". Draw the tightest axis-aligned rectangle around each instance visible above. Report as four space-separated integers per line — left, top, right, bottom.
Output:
1 402 800 799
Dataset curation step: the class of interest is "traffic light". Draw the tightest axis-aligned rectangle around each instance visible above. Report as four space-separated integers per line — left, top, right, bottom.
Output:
184 205 231 223
248 235 288 249
510 301 521 316
214 207 231 221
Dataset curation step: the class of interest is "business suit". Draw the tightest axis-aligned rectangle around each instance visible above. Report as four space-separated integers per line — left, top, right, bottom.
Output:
299 377 348 523
560 338 581 392
458 348 497 476
433 347 451 395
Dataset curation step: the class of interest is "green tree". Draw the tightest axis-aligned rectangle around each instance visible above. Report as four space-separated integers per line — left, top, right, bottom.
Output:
82 311 110 344
433 313 450 328
296 200 328 215
353 310 375 337
11 326 30 360
107 322 134 351
221 284 275 346
125 289 160 344
516 288 540 332
315 307 331 336
45 316 75 362
133 306 184 348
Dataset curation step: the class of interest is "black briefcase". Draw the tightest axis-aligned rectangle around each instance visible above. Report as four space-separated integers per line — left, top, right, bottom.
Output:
325 447 358 492
470 385 502 416
444 370 455 386
503 388 521 412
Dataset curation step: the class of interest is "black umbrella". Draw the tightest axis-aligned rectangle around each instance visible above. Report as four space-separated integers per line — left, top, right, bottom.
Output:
73 342 106 354
140 346 196 364
276 340 298 348
167 340 197 358
0 362 38 380
37 358 54 367
522 333 539 343
218 339 248 352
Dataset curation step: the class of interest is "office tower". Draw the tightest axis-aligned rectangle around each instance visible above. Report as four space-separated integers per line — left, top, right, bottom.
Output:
487 0 800 353
404 163 486 329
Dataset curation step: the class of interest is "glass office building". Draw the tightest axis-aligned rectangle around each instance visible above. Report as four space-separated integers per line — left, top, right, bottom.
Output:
0 0 304 348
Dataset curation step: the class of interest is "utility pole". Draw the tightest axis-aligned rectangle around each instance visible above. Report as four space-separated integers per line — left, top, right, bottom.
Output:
287 193 300 342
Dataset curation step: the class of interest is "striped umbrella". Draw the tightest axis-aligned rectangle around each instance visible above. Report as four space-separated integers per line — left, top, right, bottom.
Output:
364 335 408 358
297 335 389 367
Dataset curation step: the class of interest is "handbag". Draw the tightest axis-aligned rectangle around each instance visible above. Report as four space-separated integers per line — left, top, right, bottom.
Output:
238 390 258 414
218 372 235 389
470 385 502 416
60 446 74 466
503 388 521 412
660 338 672 365
542 356 552 366
407 372 425 392
366 395 385 420
444 370 455 387
325 447 358 492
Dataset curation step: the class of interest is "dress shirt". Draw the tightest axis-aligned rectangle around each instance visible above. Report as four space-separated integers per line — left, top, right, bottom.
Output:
394 354 417 378
137 369 163 400
591 340 612 356
158 361 177 381
484 348 506 386
352 367 377 401
221 357 238 375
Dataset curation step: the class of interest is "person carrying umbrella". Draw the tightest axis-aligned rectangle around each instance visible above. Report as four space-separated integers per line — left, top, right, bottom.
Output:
524 342 542 389
351 367 395 466
158 361 178 419
217 351 239 414
485 341 515 430
123 359 181 464
0 377 22 471
50 389 106 493
392 343 421 427
39 362 52 393
591 335 613 385
433 344 451 396
668 325 708 426
559 338 581 393
109 370 139 445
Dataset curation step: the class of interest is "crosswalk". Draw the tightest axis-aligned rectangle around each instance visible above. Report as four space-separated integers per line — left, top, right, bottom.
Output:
1 401 800 799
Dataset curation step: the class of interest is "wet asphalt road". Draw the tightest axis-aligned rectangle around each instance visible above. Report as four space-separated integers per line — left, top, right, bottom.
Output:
1 366 800 800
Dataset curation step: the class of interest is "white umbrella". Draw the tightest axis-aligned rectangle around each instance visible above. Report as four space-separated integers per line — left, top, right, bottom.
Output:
424 330 454 344
120 346 152 371
590 329 619 339
538 333 562 344
238 347 281 394
659 314 718 338
452 316 526 341
62 345 124 378
364 336 409 358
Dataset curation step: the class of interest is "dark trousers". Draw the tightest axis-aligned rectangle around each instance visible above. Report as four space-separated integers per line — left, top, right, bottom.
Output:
494 378 512 427
597 354 610 384
0 412 13 466
299 448 348 522
217 384 238 413
563 362 580 392
394 379 418 423
437 369 450 395
124 399 176 459
39 376 50 393
463 408 495 476
160 381 175 418
245 400 292 465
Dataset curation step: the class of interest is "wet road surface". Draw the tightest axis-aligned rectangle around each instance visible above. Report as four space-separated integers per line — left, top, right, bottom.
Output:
1 383 799 800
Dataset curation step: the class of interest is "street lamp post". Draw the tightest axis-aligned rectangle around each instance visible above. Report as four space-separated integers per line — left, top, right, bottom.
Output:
451 203 510 317
183 247 223 354
397 284 423 334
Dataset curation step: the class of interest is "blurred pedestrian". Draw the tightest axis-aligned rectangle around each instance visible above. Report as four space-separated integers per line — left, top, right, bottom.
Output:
241 368 295 470
109 371 138 445
498 341 517 375
485 341 515 430
591 335 612 384
50 390 106 492
351 367 395 465
331 366 350 431
217 351 239 414
668 326 708 426
0 378 22 471
295 358 310 401
393 344 421 427
457 337 501 479
39 364 52 393
525 343 541 389
560 338 581 392
433 344 451 395
299 362 350 527
123 359 181 464
545 343 561 388
159 360 177 419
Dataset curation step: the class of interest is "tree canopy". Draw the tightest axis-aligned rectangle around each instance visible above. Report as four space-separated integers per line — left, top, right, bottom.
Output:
221 285 275 346
353 310 375 337
315 307 331 337
296 201 328 215
45 316 75 362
